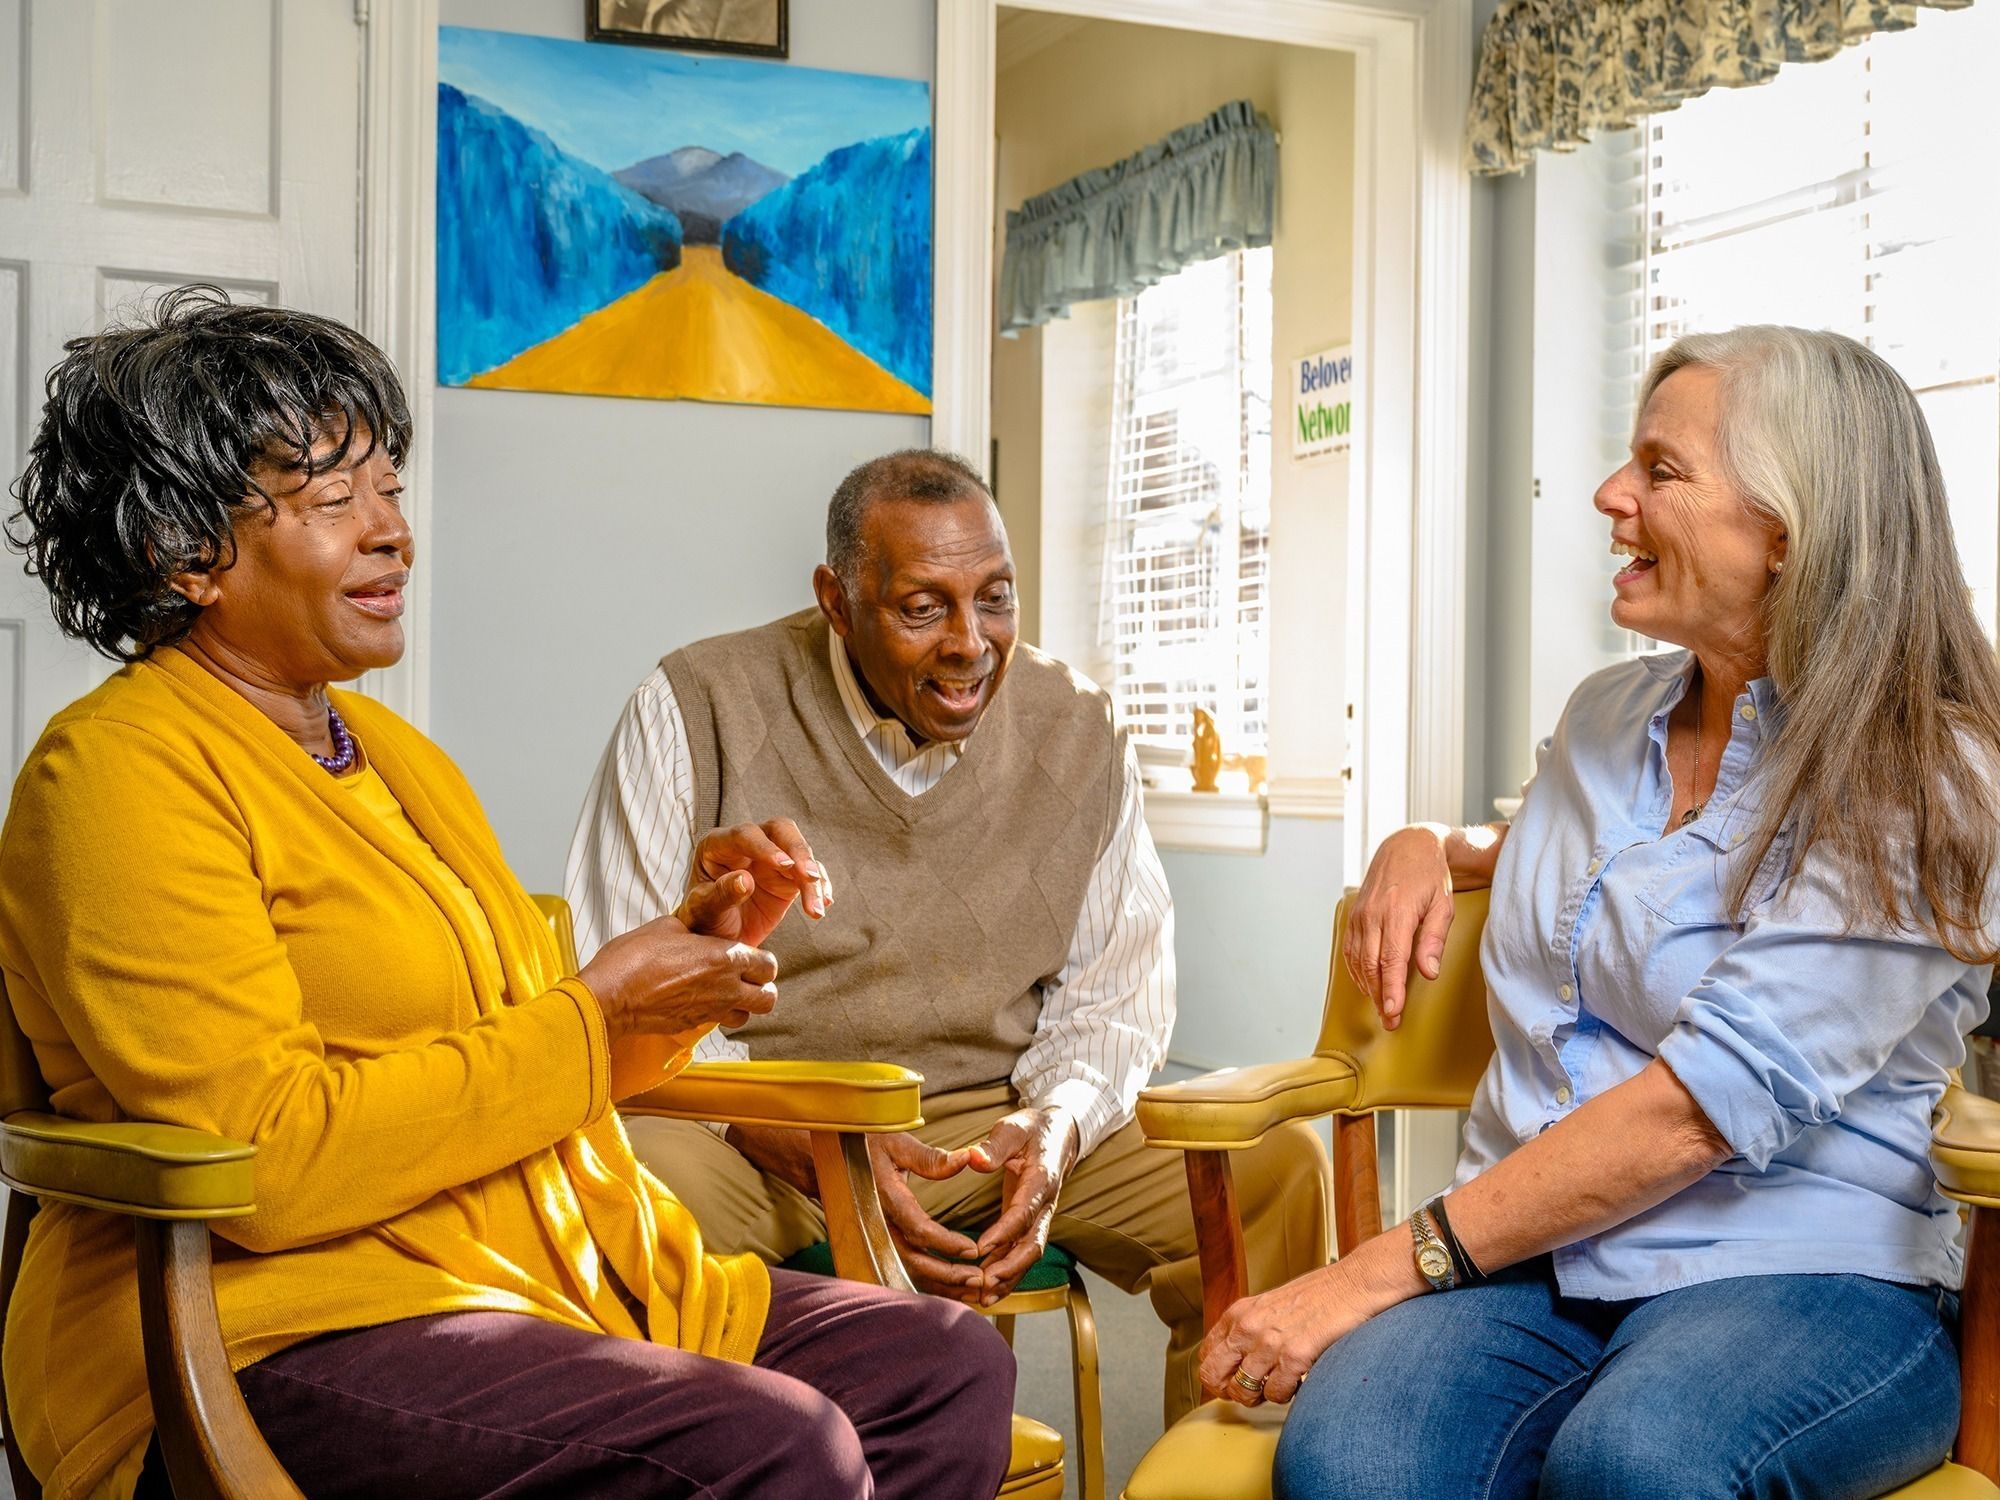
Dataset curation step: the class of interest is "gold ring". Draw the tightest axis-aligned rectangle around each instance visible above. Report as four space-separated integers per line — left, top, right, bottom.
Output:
1232 1368 1266 1395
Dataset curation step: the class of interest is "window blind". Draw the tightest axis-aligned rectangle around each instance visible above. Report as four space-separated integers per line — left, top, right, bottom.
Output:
1101 247 1274 751
1642 3 2000 630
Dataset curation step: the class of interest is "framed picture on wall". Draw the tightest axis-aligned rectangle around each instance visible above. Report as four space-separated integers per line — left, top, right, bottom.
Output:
437 26 932 414
586 1 789 59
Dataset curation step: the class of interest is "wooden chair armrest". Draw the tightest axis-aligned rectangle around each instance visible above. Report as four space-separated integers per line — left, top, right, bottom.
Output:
621 1061 924 1134
620 1062 923 1296
1136 1056 1360 1150
0 1120 298 1498
1935 1084 2000 1208
0 1112 255 1219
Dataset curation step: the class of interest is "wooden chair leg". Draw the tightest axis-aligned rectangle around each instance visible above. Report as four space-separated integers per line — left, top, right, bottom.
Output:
134 1218 302 1500
807 1130 918 1294
0 1191 42 1498
1183 1151 1248 1334
1959 1204 2000 1481
992 1312 1016 1347
1333 1113 1383 1257
1066 1271 1105 1500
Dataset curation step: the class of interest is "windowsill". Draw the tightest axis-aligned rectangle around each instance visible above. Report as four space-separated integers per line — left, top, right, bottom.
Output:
1142 786 1269 854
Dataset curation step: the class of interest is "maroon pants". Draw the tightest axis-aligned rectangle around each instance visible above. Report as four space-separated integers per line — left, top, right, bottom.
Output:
138 1269 1015 1499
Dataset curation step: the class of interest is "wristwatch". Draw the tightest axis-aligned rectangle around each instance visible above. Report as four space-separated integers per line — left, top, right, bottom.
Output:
1410 1206 1458 1292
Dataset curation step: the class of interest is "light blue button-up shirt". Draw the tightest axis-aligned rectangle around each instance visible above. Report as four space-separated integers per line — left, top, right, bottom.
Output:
1456 650 1989 1297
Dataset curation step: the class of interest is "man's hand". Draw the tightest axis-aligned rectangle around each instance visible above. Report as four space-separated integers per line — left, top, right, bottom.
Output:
724 1126 986 1300
688 818 834 948
967 1106 1081 1304
870 1133 988 1302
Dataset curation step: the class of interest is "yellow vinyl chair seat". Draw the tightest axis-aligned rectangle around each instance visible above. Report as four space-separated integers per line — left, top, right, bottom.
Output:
1000 1413 1066 1499
1121 1402 1287 1500
1932 1086 2000 1207
1118 1403 1997 1500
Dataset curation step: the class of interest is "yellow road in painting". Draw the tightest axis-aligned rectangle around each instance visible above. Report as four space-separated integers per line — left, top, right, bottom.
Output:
469 246 930 413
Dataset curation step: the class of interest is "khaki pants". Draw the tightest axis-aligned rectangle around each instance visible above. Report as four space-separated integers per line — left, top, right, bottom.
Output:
625 1083 1333 1423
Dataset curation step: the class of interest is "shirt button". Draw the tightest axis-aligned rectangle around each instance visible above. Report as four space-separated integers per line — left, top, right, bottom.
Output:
1557 983 1574 1001
1587 857 1602 875
1739 703 1757 721
1555 1086 1573 1105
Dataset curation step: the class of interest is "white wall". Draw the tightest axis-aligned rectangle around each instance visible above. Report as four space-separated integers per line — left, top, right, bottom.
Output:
429 0 935 890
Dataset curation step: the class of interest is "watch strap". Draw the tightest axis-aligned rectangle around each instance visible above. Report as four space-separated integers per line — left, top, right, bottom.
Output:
1410 1206 1458 1292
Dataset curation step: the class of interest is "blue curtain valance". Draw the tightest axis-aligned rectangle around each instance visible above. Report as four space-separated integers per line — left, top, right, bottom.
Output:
998 99 1277 337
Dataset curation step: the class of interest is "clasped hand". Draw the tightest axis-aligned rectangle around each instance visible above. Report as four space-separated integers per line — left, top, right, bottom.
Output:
731 1104 1081 1306
883 1105 1081 1306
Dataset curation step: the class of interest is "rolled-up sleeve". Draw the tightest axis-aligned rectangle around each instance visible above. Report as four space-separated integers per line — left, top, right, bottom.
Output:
1657 850 1976 1171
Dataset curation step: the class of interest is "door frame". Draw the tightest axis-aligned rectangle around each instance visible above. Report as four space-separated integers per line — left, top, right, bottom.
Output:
937 0 1473 853
356 0 439 727
362 0 1476 803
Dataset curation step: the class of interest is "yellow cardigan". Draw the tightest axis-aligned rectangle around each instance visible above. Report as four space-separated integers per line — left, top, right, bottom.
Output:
0 649 769 1500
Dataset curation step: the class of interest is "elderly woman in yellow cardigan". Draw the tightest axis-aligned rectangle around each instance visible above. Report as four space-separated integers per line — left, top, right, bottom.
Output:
0 287 1015 1500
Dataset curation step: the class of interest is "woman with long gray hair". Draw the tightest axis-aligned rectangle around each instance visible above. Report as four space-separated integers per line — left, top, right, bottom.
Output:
1206 326 2000 1498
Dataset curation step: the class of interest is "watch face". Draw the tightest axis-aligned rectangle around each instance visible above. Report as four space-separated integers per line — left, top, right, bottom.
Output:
1418 1245 1453 1281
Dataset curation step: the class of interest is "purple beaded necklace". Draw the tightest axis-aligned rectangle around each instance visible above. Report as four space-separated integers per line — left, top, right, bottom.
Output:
308 704 359 775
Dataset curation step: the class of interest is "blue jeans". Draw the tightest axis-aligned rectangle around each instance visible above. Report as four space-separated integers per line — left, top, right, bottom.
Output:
1271 1259 1959 1500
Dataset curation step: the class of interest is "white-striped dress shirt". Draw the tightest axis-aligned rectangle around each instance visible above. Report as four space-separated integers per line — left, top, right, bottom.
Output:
563 627 1177 1155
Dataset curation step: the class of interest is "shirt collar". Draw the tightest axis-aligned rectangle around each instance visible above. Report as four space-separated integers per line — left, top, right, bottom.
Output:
1640 648 1780 723
825 623 965 760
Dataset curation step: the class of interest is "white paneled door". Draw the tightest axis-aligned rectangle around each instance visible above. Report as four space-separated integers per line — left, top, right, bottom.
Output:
0 0 362 776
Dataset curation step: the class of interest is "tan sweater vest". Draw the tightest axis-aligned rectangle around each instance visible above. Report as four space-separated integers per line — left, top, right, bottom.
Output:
662 608 1123 1095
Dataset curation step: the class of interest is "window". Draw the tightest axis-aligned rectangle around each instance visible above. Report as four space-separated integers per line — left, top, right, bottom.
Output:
1101 247 1274 754
1642 4 2000 630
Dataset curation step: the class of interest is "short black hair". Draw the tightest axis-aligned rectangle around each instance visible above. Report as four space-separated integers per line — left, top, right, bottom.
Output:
7 285 412 662
825 449 993 585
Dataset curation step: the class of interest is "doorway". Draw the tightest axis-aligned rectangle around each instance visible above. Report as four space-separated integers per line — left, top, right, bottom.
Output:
0 0 369 775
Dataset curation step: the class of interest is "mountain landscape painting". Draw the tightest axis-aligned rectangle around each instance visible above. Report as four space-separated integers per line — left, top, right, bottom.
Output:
437 27 932 413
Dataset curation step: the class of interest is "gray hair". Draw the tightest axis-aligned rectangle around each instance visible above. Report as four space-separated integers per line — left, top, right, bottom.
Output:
825 449 993 587
1645 325 2000 959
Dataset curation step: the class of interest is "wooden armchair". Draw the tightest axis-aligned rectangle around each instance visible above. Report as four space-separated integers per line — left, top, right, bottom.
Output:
0 898 1063 1500
1118 887 2000 1500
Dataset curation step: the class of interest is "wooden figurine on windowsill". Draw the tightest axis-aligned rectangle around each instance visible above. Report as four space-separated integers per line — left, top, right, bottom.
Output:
1191 708 1222 793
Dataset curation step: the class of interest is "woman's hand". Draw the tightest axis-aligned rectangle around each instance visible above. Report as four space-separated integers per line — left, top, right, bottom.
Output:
578 875 780 1043
1198 1264 1377 1408
690 817 833 948
1345 824 1456 1028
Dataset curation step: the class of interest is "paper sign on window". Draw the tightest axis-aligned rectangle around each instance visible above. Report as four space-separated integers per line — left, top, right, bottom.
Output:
1293 344 1353 459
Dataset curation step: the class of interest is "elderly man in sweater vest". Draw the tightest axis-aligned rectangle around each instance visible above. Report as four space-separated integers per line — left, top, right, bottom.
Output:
566 449 1330 1420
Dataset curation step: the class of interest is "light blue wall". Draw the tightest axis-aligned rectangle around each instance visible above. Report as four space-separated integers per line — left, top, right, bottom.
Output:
429 0 934 891
1158 819 1344 1069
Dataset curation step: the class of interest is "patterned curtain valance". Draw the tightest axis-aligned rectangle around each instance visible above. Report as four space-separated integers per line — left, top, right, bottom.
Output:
998 99 1277 336
1466 0 1975 177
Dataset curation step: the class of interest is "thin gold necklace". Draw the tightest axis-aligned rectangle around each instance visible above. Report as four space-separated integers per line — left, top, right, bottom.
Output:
1679 684 1704 829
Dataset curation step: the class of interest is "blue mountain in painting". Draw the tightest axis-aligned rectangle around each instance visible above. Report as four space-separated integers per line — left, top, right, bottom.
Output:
437 83 684 384
616 147 788 244
721 127 933 396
